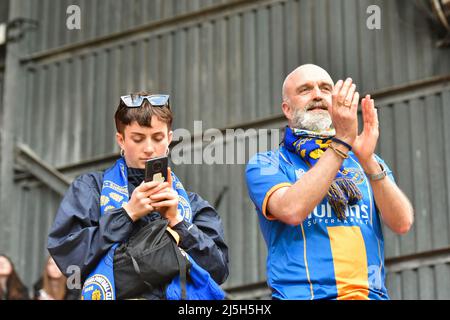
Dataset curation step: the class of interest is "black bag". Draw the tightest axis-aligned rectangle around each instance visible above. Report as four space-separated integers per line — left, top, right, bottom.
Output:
113 218 190 299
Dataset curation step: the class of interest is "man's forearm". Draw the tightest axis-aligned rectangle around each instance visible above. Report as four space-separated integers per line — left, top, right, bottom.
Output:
361 156 414 234
275 148 345 224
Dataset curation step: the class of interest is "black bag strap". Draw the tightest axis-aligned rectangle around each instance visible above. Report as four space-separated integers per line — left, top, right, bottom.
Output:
174 247 188 300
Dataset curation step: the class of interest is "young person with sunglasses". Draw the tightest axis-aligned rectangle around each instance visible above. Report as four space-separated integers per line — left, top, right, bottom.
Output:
47 93 229 300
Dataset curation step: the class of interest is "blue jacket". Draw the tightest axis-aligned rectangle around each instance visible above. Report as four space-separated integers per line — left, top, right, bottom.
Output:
47 169 229 299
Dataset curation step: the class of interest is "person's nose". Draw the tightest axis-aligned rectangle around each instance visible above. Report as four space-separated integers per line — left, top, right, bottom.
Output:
143 139 155 155
311 85 322 101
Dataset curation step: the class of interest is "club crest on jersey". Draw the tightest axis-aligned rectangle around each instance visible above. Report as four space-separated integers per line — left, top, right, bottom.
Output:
81 274 114 300
178 195 192 221
341 168 366 184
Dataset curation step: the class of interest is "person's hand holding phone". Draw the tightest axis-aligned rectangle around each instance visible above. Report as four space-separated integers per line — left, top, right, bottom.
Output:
122 180 169 222
150 167 183 227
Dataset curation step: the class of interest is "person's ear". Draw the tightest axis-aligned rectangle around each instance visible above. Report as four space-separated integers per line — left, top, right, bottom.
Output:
116 132 125 150
168 130 173 146
281 101 293 121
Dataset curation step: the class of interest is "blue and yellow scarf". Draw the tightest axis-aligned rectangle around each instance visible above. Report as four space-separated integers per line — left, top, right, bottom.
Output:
284 126 362 220
81 157 224 300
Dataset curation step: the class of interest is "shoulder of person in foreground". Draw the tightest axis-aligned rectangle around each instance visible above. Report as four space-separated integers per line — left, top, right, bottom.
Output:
47 171 134 281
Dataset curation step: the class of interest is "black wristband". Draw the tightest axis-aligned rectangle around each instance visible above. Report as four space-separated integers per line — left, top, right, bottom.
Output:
331 137 352 151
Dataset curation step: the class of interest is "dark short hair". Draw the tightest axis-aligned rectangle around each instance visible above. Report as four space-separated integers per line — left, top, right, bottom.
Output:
114 91 173 134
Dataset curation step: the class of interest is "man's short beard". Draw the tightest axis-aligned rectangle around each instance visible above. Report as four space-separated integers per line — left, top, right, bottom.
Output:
291 102 333 133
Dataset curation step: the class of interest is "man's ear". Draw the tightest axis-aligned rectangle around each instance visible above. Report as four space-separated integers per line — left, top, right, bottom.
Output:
116 132 125 150
281 101 292 121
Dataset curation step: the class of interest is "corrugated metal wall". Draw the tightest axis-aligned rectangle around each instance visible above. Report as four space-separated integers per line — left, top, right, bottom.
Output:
1 0 450 298
375 81 450 300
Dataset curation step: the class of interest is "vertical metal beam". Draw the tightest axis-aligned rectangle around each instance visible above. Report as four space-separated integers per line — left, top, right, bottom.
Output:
0 0 26 256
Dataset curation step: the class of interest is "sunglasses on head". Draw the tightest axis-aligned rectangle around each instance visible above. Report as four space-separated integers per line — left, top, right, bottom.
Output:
120 94 170 108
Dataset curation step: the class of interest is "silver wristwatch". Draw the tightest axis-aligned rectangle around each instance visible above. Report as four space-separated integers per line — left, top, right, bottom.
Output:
365 162 387 181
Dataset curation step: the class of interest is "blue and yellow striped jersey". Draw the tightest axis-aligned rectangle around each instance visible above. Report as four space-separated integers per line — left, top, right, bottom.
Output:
245 146 392 300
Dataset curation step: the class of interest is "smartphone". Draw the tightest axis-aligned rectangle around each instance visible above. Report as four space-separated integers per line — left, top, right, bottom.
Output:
145 156 169 183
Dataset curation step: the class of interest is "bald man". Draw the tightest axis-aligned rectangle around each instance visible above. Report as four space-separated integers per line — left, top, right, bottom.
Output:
245 64 414 300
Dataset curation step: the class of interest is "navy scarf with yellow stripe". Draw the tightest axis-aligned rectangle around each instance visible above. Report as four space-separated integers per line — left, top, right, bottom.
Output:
284 126 362 220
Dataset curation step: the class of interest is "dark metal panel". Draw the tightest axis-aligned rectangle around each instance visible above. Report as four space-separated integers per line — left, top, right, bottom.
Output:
27 187 42 286
404 2 422 82
392 101 416 256
106 47 120 154
269 2 284 111
58 59 71 166
443 91 450 240
379 88 450 262
95 0 108 40
417 266 435 299
92 50 107 156
19 186 34 286
435 264 450 299
23 67 35 149
72 56 84 163
35 0 48 53
186 25 201 136
401 269 419 299
227 14 242 126
243 136 263 284
213 17 229 129
256 6 270 119
80 54 94 159
172 28 187 131
226 163 245 287
46 63 59 164
425 94 449 249
298 0 313 63
159 33 173 94
50 0 62 50
386 272 401 299
30 0 243 52
326 0 345 79
162 0 175 19
283 0 299 80
135 38 146 91
358 0 378 92
343 0 361 83
34 66 48 160
199 21 215 130
373 0 392 87
386 261 450 300
410 98 433 253
314 0 330 70
120 0 132 31
108 0 122 35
